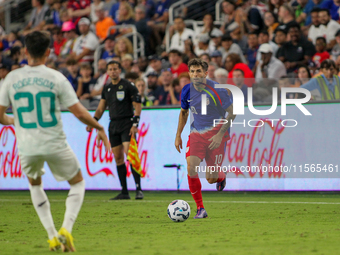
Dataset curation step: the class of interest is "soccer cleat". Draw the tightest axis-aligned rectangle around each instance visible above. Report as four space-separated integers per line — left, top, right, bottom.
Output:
193 208 208 219
109 193 131 200
216 178 226 191
58 227 75 252
48 236 64 251
135 190 144 200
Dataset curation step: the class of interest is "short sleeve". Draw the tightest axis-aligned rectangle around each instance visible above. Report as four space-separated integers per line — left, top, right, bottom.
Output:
219 88 232 110
181 85 189 110
101 86 106 100
58 78 79 108
0 78 10 107
84 34 99 51
128 82 141 103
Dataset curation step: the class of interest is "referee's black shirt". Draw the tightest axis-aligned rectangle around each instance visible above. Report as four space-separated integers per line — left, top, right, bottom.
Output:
101 78 141 120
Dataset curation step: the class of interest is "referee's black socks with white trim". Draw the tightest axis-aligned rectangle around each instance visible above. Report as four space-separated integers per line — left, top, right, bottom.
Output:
131 166 142 191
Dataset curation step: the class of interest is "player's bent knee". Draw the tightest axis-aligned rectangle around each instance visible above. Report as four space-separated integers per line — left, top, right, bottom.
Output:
68 170 83 185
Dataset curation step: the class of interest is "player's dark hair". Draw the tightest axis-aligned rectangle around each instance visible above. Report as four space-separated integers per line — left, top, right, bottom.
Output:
320 59 336 69
233 68 245 76
107 60 122 70
319 8 330 16
24 31 50 59
188 58 207 72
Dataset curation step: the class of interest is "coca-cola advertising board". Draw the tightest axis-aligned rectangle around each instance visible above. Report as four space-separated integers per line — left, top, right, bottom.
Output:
1 104 340 190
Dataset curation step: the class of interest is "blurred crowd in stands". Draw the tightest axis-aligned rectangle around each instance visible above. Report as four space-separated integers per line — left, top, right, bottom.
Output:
0 0 340 107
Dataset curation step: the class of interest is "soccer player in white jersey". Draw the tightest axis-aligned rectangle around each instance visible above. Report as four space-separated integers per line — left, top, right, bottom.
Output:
0 31 111 252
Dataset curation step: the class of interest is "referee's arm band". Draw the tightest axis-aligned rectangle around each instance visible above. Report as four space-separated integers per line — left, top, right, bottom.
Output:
94 116 99 121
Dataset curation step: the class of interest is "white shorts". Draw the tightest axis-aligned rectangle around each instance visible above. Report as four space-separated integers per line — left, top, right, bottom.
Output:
19 145 81 182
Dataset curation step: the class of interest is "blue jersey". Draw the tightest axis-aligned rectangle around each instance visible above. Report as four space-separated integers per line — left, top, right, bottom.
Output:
181 79 232 132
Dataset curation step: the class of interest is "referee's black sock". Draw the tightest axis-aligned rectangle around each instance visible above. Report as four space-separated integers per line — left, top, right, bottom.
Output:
131 166 142 191
117 164 128 195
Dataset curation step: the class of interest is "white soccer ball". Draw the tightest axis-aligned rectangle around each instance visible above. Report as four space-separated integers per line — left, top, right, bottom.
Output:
167 200 191 222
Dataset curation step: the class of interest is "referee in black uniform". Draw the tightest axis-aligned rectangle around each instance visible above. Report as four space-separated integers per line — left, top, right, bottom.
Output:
86 61 143 200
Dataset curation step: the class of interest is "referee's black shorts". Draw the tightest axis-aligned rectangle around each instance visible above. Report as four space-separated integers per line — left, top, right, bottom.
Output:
109 118 133 148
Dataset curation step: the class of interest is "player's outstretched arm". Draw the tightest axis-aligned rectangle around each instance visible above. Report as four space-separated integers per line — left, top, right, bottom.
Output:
208 104 236 150
0 105 14 126
175 108 189 153
68 102 111 152
86 99 107 132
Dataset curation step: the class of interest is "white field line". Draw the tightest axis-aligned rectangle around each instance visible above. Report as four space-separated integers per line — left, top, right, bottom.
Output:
0 199 340 205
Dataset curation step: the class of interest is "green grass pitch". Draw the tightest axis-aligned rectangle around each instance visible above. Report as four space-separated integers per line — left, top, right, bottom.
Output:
0 191 339 255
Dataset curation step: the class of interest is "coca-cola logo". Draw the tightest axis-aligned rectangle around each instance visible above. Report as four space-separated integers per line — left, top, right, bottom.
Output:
85 123 150 178
226 119 285 178
0 126 23 178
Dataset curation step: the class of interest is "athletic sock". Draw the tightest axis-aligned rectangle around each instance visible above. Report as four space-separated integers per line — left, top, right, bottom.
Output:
29 183 58 240
117 164 128 194
131 166 141 191
61 180 85 233
216 171 226 183
187 175 204 209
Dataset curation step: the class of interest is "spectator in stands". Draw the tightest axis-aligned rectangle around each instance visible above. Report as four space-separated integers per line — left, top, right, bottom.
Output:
90 59 110 107
23 0 49 34
258 30 279 57
136 78 153 106
264 11 279 41
320 0 340 21
214 68 229 84
331 29 340 61
195 34 210 57
40 0 62 30
94 59 108 79
200 13 220 38
134 5 152 56
232 69 248 102
2 31 19 52
229 23 248 55
183 38 197 62
246 0 267 33
0 63 11 88
147 55 163 76
255 43 286 79
138 0 156 19
137 56 149 74
117 1 135 26
147 0 170 46
276 4 299 34
125 72 140 84
226 53 254 87
158 69 173 105
269 0 283 14
246 32 259 72
91 0 104 24
313 37 330 69
169 49 189 78
121 54 134 76
95 5 116 43
295 65 312 87
109 0 123 23
210 50 223 68
278 24 316 74
168 78 181 105
210 29 223 53
70 18 99 63
169 16 195 53
298 0 324 26
295 0 309 26
146 72 161 104
319 9 340 50
199 53 211 64
274 28 286 58
207 62 218 81
58 21 77 66
114 37 133 59
301 59 340 100
76 63 97 99
308 8 322 44
67 0 91 26
220 0 237 34
66 58 79 91
178 72 190 89
52 26 66 57
101 35 116 62
220 34 246 64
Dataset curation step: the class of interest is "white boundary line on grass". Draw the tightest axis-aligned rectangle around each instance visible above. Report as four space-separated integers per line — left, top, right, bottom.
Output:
1 199 340 205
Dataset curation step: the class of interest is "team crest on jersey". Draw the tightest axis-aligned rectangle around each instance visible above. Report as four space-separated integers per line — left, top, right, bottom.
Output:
117 91 125 101
119 85 123 89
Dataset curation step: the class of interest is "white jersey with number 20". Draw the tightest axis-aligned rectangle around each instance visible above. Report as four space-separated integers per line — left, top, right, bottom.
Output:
0 65 79 156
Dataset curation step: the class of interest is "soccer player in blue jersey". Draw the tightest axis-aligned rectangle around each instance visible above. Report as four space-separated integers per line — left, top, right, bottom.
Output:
175 58 236 219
